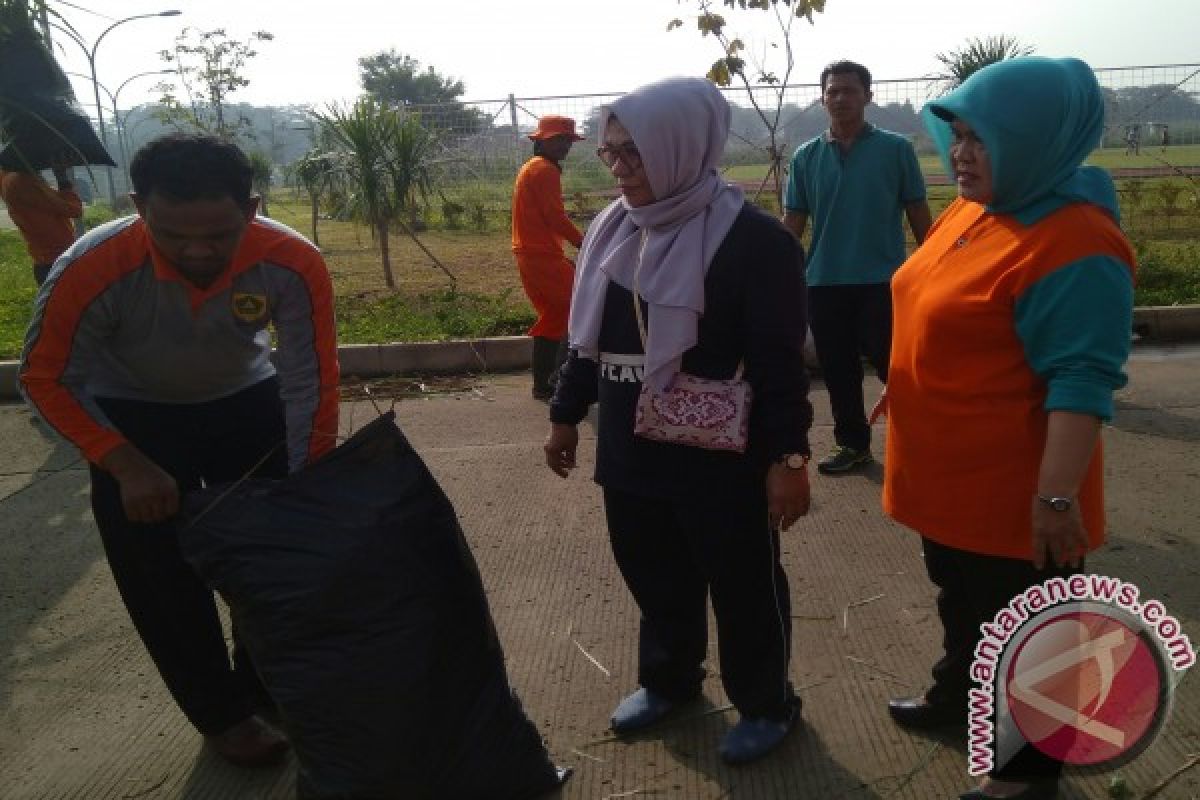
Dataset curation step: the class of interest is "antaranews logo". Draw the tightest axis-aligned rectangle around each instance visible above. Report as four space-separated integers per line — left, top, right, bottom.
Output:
967 574 1195 776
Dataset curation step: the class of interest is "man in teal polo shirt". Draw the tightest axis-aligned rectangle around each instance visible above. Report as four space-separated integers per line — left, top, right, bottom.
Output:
782 60 931 474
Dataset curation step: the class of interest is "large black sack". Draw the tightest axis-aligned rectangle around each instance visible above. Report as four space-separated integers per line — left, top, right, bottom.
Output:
0 98 116 170
0 4 115 170
181 413 564 800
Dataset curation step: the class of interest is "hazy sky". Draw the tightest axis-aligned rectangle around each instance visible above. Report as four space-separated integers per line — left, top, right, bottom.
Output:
50 0 1198 114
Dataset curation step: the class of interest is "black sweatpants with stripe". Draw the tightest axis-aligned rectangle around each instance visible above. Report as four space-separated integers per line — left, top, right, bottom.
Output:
602 485 796 721
89 377 287 735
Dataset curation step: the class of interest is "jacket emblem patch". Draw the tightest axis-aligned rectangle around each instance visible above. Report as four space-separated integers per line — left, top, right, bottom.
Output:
232 293 268 322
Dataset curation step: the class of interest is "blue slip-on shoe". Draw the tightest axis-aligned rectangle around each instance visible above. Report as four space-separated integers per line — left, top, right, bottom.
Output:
718 703 800 765
610 688 686 734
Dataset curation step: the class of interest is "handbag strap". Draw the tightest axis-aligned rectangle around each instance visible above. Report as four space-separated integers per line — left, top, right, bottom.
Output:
630 229 744 382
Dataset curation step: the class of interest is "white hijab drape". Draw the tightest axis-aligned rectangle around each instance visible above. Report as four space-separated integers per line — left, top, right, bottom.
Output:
567 76 744 390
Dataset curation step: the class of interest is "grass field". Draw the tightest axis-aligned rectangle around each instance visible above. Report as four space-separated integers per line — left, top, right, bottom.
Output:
1 185 1197 359
721 144 1200 182
0 199 537 359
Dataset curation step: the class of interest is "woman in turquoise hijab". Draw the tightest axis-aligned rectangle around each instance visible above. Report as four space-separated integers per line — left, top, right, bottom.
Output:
879 58 1136 800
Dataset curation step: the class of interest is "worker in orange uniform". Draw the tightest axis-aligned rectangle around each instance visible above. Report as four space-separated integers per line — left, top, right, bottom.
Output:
512 115 585 400
0 161 82 285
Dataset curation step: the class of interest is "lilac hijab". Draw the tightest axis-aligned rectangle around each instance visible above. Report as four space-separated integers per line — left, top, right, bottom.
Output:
567 76 744 390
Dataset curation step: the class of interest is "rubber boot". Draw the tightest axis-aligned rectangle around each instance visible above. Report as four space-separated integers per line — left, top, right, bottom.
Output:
531 336 559 401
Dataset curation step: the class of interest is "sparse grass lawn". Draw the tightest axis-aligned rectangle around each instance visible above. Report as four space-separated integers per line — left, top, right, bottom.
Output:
2 183 1197 360
0 197 536 359
0 233 37 358
723 145 1200 183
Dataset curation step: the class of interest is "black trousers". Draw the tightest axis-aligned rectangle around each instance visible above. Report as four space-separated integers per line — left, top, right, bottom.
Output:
807 283 892 452
602 485 794 721
922 538 1078 782
90 377 288 735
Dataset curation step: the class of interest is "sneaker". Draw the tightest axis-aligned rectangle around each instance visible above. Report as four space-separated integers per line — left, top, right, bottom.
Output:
816 446 873 475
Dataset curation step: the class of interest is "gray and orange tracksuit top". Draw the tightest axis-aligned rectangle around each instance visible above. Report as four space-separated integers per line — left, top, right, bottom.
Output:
19 215 340 472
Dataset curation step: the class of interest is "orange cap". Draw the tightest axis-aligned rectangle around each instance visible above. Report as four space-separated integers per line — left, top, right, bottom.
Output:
528 115 585 141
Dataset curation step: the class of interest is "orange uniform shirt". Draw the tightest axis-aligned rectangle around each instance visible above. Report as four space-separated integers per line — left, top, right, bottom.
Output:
883 198 1134 560
0 170 82 264
511 156 582 257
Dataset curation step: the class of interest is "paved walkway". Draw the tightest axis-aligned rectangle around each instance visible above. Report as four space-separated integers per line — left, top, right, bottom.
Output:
1 347 1198 799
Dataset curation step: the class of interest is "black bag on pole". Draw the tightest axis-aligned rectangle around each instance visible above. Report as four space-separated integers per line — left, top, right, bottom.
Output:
0 4 115 170
181 413 565 800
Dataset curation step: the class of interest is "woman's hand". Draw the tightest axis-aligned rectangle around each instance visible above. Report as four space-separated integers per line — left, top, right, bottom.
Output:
1030 498 1088 570
544 423 579 478
767 462 810 532
1031 411 1102 570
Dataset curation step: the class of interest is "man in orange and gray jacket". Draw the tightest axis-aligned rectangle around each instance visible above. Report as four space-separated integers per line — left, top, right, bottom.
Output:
0 162 82 285
511 115 585 400
19 134 339 769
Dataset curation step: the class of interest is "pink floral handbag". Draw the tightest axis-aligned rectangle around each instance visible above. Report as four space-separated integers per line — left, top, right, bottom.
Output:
630 232 752 453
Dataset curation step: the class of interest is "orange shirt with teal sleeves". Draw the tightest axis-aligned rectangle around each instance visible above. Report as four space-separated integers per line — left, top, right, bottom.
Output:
0 170 82 264
882 197 1135 560
511 156 583 257
19 216 340 472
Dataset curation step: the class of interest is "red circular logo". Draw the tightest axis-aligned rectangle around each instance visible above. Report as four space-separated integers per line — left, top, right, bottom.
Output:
1005 610 1166 767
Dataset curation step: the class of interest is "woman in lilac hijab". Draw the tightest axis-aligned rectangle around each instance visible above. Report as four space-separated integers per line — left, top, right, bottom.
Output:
544 76 814 764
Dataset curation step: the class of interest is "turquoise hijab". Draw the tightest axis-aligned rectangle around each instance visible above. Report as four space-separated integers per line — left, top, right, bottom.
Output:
922 56 1119 225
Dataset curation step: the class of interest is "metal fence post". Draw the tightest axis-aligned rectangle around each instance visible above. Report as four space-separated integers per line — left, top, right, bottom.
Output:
508 93 521 177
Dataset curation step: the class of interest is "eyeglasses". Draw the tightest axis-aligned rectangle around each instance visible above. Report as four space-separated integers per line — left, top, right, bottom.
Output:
596 143 642 170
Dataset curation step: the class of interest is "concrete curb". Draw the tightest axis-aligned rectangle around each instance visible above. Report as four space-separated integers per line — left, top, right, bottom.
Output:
3 305 1199 402
0 336 535 403
1133 304 1200 342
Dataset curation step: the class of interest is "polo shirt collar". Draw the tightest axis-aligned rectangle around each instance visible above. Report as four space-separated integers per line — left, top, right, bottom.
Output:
822 122 876 145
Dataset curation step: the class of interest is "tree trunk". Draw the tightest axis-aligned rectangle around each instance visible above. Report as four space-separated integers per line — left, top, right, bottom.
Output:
378 220 395 289
310 194 320 246
395 218 456 288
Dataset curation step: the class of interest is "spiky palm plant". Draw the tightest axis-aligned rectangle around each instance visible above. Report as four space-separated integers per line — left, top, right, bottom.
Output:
934 35 1034 95
319 98 404 287
318 98 452 289
290 149 335 246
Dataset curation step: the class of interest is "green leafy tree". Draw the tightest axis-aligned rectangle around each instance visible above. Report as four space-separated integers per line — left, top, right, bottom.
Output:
668 0 828 202
317 98 454 289
155 27 274 137
933 35 1033 94
358 49 485 136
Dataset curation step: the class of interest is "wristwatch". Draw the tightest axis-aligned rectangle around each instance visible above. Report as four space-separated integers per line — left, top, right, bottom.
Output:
1036 494 1073 512
777 453 810 470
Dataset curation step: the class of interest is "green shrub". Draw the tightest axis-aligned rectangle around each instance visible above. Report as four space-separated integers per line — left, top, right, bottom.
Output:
1134 241 1200 306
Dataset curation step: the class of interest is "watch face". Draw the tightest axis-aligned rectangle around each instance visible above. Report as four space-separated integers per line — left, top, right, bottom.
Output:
1051 497 1072 512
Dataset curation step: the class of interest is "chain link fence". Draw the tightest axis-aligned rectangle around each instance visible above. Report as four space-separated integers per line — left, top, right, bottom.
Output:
401 63 1200 237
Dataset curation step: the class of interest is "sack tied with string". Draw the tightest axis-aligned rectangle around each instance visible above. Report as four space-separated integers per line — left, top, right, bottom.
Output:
180 412 565 800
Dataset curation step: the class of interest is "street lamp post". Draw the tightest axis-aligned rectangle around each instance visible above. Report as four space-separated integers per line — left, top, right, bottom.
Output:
65 69 173 195
113 70 175 187
50 10 182 207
